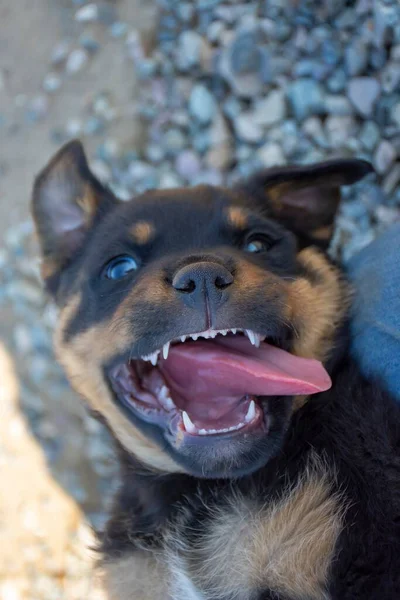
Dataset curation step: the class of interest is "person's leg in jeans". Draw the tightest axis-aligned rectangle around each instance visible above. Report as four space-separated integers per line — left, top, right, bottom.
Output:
346 223 400 400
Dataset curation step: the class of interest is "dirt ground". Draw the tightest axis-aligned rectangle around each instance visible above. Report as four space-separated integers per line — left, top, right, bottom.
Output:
0 1 155 597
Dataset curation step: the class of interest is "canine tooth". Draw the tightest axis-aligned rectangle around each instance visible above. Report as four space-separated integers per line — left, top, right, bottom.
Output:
162 342 170 360
182 411 197 434
245 400 256 423
246 330 256 346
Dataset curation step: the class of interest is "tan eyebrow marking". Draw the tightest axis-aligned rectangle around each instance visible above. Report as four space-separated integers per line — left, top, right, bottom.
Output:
226 206 248 230
129 221 155 245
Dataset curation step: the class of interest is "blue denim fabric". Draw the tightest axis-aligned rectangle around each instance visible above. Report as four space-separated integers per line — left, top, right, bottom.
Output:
346 224 400 401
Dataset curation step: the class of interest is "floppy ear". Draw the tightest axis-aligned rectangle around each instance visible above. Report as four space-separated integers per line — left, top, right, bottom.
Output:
31 140 117 293
243 159 374 248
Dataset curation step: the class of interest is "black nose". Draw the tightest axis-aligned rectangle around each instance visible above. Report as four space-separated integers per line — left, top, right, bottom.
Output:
172 261 234 307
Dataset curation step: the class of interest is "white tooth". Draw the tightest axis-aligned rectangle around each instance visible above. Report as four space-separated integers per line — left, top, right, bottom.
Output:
221 329 228 336
159 387 175 411
182 411 197 434
191 334 199 341
180 335 186 343
231 328 237 335
256 334 264 348
149 351 159 366
246 330 256 346
162 342 170 360
210 331 217 338
198 428 208 435
245 400 256 423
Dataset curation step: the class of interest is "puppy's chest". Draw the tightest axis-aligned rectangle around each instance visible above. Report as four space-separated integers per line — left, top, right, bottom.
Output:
166 470 342 600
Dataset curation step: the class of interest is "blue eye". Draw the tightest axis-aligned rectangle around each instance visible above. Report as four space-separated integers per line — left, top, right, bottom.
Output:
243 238 271 253
104 255 139 280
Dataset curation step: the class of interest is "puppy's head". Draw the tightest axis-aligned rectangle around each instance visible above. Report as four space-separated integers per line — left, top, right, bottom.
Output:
32 141 372 478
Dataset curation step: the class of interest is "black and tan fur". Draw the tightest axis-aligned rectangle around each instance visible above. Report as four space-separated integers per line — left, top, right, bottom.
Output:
32 141 400 599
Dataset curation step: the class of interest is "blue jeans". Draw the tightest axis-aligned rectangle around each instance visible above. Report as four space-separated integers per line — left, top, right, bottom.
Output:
347 224 400 400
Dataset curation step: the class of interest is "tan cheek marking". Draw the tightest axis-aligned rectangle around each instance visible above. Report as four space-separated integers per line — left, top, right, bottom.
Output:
311 225 334 242
287 248 350 362
102 553 170 600
130 221 155 245
186 456 343 600
54 299 184 475
226 206 248 230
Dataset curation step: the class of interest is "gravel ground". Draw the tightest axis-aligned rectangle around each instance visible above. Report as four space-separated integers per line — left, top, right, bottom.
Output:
0 0 400 598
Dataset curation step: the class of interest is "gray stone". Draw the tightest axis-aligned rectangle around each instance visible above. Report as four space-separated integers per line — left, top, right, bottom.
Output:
373 0 398 47
325 95 354 115
302 117 327 147
287 79 325 121
392 102 400 127
325 115 357 149
175 150 202 181
373 140 397 174
327 69 347 93
207 21 225 43
51 40 70 65
109 22 129 38
253 89 286 128
189 84 217 124
65 49 89 74
205 112 233 170
25 94 49 122
75 3 98 22
257 142 285 167
219 30 270 97
382 163 400 196
159 172 184 189
344 38 369 76
177 3 195 22
163 128 187 153
359 121 380 151
381 62 400 94
42 73 62 93
177 31 210 71
347 77 381 116
234 111 264 143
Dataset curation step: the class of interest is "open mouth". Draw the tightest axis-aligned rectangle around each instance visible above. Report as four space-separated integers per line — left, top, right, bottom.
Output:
108 329 332 441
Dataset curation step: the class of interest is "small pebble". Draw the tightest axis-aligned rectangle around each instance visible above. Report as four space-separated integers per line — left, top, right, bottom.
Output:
65 49 89 74
75 3 99 22
287 79 325 121
373 140 397 175
175 150 202 181
42 73 62 93
189 84 217 124
347 77 381 116
257 142 285 167
235 111 264 143
253 89 286 127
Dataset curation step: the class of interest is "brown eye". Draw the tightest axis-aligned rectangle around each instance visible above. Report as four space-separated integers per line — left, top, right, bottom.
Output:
243 237 272 254
104 255 139 280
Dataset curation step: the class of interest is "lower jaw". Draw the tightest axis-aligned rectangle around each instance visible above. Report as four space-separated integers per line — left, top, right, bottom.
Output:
115 388 269 443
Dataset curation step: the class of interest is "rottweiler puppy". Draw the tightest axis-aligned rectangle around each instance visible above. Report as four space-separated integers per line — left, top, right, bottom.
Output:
32 141 400 600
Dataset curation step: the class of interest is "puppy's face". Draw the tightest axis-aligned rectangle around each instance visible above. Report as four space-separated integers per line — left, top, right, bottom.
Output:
32 142 372 478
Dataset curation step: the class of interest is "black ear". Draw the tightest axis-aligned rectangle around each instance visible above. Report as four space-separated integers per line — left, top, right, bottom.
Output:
32 140 117 291
243 159 374 248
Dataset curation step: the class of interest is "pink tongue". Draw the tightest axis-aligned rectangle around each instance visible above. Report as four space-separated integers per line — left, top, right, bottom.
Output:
159 336 331 410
